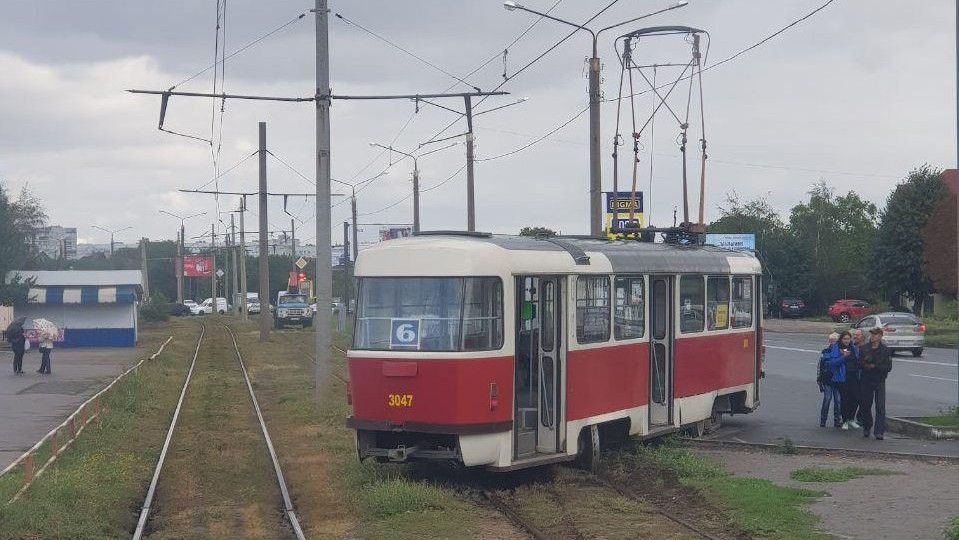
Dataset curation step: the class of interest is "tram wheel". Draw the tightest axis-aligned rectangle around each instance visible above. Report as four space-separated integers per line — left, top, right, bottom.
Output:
575 424 601 472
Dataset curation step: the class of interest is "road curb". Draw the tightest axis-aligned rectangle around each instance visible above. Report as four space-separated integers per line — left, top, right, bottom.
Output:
887 417 959 441
686 437 959 463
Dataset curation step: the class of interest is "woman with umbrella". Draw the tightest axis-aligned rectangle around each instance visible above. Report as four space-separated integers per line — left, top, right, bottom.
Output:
32 318 58 375
4 317 27 375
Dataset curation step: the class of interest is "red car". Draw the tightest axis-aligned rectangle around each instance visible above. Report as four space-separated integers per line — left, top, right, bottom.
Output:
828 299 870 323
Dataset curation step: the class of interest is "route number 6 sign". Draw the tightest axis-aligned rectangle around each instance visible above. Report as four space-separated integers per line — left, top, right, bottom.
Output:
390 319 421 349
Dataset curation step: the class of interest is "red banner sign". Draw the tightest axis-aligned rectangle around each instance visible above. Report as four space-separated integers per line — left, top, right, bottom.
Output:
181 256 214 277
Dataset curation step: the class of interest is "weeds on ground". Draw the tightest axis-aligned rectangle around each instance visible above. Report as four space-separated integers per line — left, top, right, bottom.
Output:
606 440 830 540
779 436 800 455
790 467 895 483
944 516 959 540
922 405 959 427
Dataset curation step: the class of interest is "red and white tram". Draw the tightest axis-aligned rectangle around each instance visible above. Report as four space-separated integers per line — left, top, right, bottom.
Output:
346 232 763 471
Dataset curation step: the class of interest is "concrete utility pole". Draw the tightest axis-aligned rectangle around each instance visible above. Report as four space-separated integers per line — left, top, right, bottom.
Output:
159 210 204 304
464 96 476 232
503 1 689 236
140 238 150 299
343 221 350 265
239 197 248 317
955 0 958 408
259 122 271 341
291 218 296 258
351 194 359 262
231 213 239 314
315 0 334 395
211 223 216 301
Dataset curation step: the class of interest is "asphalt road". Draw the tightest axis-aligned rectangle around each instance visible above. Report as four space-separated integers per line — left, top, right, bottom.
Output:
709 331 959 456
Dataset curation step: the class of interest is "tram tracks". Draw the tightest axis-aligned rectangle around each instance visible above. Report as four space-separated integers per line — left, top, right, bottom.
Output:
132 322 306 540
460 465 726 540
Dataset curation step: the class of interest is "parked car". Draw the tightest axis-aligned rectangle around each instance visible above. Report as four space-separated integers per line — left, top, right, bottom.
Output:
183 299 198 310
828 299 870 323
779 297 807 318
247 301 261 314
852 312 925 357
192 297 229 315
169 303 193 317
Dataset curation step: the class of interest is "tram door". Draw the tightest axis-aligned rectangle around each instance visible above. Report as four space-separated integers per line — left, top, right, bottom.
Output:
649 276 674 427
514 276 562 458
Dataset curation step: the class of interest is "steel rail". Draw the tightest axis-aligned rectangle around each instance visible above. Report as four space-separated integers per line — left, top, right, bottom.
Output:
132 325 206 540
223 324 307 540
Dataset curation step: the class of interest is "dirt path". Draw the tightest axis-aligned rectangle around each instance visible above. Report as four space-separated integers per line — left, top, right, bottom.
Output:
698 448 959 540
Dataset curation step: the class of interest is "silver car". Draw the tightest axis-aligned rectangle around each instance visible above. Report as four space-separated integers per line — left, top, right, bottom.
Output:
852 312 925 357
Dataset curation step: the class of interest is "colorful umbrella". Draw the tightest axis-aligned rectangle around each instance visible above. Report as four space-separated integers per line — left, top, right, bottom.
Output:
32 318 59 341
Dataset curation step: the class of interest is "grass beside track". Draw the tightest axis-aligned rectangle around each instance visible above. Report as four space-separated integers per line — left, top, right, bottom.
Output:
605 440 834 540
789 467 895 483
0 320 199 540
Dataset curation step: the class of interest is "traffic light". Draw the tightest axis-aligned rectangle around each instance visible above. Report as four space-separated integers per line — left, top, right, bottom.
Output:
298 272 306 282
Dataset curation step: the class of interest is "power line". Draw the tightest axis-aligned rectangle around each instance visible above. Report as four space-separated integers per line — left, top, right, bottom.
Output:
193 150 257 191
337 0 564 188
420 0 622 147
359 164 466 217
333 12 482 92
170 11 308 90
476 0 842 163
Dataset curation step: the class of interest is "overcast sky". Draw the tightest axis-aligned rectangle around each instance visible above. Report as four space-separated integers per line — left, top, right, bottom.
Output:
0 0 954 248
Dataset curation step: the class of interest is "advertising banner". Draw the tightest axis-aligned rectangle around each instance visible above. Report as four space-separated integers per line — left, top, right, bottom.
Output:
181 255 214 277
705 234 756 251
604 191 644 238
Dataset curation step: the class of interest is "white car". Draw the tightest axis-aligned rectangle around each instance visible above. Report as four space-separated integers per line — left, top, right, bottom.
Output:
191 297 229 315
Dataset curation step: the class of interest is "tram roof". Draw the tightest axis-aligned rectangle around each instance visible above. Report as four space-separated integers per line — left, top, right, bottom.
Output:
355 233 761 276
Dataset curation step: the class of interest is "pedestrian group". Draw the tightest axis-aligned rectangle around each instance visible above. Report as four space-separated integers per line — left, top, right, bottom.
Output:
4 325 53 376
817 327 892 440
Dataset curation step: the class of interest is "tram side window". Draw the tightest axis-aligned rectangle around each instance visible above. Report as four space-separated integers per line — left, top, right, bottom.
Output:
706 276 730 331
679 275 705 334
614 276 645 340
731 276 753 329
576 276 610 344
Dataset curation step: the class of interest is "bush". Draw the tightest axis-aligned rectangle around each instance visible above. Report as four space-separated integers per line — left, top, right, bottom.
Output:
140 294 170 322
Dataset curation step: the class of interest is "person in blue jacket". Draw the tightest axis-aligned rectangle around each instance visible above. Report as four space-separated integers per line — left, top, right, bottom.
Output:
827 331 861 430
817 332 842 427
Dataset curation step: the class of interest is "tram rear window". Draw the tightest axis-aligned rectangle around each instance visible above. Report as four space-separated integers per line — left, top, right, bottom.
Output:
353 277 504 352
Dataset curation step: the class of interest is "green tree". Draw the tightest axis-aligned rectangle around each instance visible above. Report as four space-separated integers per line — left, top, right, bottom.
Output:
708 193 808 310
519 226 557 237
871 166 946 313
788 181 878 309
0 182 46 304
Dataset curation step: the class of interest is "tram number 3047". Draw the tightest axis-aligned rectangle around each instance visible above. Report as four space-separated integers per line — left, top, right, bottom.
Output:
387 394 414 407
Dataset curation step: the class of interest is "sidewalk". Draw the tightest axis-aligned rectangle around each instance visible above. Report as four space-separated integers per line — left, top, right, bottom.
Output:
0 348 140 470
764 318 844 334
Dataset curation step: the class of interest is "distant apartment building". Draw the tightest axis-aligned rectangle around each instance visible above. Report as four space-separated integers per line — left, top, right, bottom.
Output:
33 226 78 260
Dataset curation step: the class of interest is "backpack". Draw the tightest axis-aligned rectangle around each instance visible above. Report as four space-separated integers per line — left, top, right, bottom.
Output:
816 353 830 385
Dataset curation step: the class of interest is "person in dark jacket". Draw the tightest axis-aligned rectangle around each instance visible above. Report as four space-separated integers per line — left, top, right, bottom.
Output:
818 333 842 427
827 331 861 430
859 327 892 439
7 328 26 374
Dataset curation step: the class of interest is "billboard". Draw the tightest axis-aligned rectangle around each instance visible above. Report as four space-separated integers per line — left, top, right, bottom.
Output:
604 191 644 238
179 255 214 277
379 227 412 241
705 234 756 251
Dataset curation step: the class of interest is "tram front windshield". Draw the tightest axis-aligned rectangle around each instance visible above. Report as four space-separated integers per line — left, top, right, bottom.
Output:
353 277 503 352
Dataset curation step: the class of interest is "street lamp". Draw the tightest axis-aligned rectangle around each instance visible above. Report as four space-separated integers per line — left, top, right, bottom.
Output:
91 225 133 256
505 1 689 236
368 141 461 233
159 210 206 303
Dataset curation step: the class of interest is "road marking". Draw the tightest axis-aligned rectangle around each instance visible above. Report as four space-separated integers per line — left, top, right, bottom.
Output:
766 345 957 367
909 374 959 383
